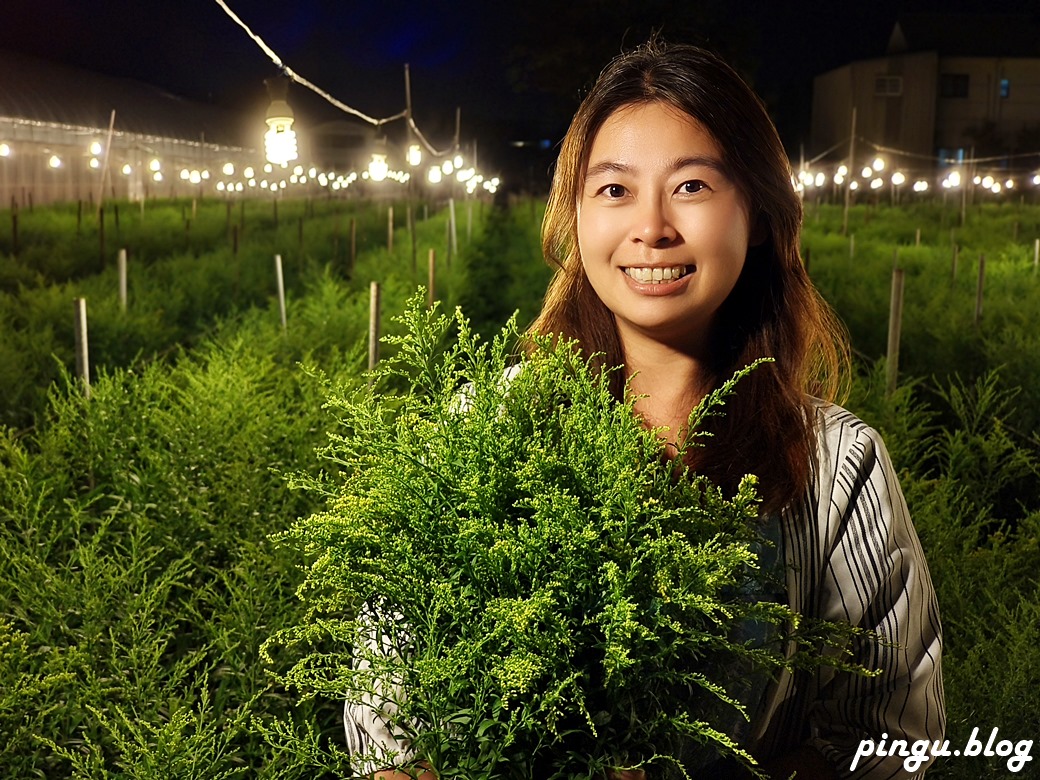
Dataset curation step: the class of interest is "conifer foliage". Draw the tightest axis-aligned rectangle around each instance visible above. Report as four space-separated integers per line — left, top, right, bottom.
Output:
269 294 869 779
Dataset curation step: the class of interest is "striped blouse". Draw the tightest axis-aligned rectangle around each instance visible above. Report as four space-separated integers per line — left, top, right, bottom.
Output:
344 401 945 778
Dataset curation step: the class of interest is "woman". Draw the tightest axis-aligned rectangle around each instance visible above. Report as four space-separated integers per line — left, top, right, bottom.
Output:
353 39 944 779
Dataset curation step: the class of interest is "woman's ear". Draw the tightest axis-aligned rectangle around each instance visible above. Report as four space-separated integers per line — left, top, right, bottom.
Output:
749 213 769 247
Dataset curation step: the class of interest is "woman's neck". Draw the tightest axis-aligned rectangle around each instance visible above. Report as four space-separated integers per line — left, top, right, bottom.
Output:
621 331 712 453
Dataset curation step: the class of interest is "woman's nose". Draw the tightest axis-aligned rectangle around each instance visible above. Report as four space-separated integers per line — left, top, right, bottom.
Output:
630 198 677 246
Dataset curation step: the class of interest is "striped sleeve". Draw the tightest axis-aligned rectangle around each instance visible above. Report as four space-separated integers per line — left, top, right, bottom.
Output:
750 404 945 778
343 610 416 776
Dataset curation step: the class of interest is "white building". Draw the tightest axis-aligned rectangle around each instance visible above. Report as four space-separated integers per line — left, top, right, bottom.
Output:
811 14 1040 177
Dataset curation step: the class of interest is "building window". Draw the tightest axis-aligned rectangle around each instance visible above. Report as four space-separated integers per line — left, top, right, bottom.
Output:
1000 78 1011 98
875 75 903 96
941 74 970 98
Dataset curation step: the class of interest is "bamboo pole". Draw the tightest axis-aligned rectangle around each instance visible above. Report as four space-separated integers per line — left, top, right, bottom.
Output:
387 205 394 252
427 249 436 308
350 217 357 274
368 281 381 372
448 197 458 261
73 298 91 399
118 248 127 312
974 254 986 326
275 254 287 332
886 264 905 395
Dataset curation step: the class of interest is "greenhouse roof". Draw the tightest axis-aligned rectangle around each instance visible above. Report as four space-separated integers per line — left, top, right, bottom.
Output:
0 49 249 148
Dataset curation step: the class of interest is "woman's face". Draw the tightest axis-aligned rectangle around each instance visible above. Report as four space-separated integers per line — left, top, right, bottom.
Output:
576 101 752 355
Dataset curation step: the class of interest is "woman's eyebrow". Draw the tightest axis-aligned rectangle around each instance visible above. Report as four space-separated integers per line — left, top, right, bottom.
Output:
584 160 631 179
584 155 727 180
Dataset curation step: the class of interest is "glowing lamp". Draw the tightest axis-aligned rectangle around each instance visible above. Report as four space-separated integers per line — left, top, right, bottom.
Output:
0 143 9 157
223 163 235 176
872 157 885 172
264 76 298 166
368 154 389 182
149 159 161 172
891 172 906 186
428 166 442 184
407 144 422 166
89 141 102 155
48 155 62 169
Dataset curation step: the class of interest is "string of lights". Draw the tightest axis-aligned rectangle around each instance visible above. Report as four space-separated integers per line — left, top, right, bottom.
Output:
213 0 458 160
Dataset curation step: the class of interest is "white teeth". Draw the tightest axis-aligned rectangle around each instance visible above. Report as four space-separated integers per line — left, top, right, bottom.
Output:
624 265 689 284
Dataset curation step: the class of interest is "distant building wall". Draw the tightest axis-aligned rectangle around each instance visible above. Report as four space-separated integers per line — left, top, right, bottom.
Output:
811 52 1040 171
935 57 1040 155
0 117 258 208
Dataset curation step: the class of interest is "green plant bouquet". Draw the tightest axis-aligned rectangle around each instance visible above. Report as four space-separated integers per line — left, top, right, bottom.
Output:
266 293 871 779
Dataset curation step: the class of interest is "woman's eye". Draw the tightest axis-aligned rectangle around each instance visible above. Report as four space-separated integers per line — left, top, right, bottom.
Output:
680 180 708 194
601 184 627 198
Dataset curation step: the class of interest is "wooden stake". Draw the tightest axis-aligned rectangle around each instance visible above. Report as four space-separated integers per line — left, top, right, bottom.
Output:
387 205 394 252
886 264 905 395
974 254 986 326
408 204 416 274
118 248 127 312
73 298 91 398
1034 238 1038 272
275 254 287 332
10 212 17 257
915 227 920 246
427 248 436 308
232 224 239 256
951 243 959 285
849 234 855 260
448 197 458 261
98 206 106 269
350 217 357 274
368 281 381 372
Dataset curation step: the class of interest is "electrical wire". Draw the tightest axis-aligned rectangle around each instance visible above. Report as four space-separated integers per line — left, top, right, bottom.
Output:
214 0 425 133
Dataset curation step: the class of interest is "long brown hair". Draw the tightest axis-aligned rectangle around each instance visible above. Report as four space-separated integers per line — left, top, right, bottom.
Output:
528 40 850 513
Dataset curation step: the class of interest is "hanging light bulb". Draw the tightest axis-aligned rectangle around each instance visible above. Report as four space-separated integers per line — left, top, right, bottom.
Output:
264 76 298 166
407 144 422 166
368 137 390 182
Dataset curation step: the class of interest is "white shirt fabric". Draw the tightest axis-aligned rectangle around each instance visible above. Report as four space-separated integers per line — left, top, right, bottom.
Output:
343 400 945 778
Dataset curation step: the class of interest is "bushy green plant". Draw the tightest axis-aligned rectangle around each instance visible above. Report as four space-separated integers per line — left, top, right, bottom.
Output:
267 295 872 780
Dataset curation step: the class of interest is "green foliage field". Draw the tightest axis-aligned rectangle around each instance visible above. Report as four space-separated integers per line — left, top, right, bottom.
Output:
0 197 1038 778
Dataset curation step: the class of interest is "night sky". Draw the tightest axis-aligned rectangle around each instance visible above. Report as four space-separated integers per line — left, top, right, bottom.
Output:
1 0 1032 187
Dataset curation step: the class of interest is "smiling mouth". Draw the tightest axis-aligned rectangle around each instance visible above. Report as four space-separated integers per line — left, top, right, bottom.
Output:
622 265 693 284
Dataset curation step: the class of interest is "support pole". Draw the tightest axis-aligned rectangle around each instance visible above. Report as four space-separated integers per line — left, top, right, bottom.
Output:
368 281 381 372
974 254 986 326
886 264 905 395
842 106 856 236
427 249 436 308
118 248 127 312
275 254 287 332
73 298 91 399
